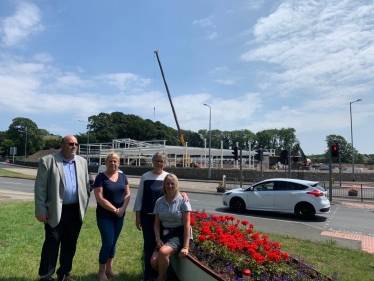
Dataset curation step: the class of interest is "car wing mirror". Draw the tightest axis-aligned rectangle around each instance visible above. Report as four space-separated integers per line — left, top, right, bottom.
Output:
249 186 254 191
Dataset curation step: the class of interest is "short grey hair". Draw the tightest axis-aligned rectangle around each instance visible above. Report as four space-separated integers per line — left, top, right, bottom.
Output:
152 151 168 163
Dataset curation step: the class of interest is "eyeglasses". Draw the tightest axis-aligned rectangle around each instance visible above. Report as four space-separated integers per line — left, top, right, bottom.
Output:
68 142 79 147
153 159 164 163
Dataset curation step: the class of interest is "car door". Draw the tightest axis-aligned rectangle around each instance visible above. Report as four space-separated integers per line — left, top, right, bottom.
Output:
246 181 275 210
273 181 302 211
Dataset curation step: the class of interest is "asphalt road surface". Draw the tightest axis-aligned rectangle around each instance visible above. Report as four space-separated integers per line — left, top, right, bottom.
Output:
1 176 373 251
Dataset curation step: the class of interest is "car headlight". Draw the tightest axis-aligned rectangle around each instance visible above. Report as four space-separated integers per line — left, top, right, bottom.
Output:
224 192 232 196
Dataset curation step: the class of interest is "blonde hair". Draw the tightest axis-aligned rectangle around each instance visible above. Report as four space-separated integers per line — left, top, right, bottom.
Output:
105 152 120 163
162 173 180 196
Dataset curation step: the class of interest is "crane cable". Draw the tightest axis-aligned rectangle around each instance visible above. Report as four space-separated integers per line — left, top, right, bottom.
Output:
153 53 156 121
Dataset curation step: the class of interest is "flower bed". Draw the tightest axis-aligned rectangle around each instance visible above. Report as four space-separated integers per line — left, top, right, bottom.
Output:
188 211 335 281
348 188 358 196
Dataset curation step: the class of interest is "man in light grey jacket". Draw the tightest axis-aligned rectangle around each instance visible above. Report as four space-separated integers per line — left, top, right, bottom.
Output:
35 135 90 281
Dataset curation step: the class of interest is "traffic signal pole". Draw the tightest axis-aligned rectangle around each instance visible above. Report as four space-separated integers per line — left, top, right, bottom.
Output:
239 147 243 188
328 140 332 202
288 146 291 178
260 148 263 178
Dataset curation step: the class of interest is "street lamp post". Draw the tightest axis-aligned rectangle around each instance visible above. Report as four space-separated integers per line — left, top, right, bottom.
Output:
78 119 89 162
349 99 362 182
204 103 212 179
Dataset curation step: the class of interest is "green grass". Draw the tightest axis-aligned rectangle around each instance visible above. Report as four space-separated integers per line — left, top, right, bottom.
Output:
0 168 36 180
0 202 143 281
0 202 373 281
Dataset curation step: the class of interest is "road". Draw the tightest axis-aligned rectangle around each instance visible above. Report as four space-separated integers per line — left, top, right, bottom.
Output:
1 176 373 252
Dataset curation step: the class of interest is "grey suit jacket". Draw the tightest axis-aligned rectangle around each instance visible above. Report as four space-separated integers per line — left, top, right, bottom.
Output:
34 151 90 228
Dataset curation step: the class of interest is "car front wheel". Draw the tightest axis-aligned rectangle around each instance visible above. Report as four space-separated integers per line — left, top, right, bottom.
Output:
229 197 246 212
295 202 316 219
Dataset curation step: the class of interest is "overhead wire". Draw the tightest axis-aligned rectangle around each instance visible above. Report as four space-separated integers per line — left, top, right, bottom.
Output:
153 52 156 121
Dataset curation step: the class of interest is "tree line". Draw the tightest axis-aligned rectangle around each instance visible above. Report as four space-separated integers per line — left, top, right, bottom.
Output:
0 113 371 164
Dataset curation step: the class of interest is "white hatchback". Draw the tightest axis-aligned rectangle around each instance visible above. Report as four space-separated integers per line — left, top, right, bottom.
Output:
222 178 330 218
98 165 123 174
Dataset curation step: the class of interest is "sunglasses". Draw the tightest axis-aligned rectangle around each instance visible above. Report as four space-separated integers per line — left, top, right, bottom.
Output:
68 142 79 147
153 159 164 163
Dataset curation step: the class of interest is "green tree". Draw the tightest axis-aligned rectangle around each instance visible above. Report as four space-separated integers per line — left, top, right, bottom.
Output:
7 117 44 158
325 135 354 163
1 139 14 156
43 137 62 149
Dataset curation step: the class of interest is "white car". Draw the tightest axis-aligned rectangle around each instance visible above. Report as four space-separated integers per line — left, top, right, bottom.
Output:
222 178 330 218
98 165 123 174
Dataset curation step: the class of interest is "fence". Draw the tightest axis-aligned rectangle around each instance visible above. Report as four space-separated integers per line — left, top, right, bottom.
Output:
224 178 374 202
321 182 374 202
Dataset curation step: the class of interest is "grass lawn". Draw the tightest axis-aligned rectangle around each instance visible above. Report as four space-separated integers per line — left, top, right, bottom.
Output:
0 168 36 180
0 202 373 280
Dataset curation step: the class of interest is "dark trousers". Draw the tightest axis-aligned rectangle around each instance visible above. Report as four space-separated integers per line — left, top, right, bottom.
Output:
140 214 157 280
97 215 124 264
39 204 82 279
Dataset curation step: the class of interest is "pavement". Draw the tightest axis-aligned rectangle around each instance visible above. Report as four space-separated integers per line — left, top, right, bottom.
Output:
1 163 374 254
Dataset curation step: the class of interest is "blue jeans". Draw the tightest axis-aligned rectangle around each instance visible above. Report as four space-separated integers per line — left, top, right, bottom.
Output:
97 215 124 264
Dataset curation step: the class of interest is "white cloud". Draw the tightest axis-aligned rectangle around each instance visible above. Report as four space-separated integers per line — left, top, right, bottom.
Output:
97 73 151 91
213 79 237 85
33 53 53 63
208 66 228 76
248 0 265 10
240 0 374 99
192 16 215 28
0 1 43 47
56 72 93 88
207 32 219 40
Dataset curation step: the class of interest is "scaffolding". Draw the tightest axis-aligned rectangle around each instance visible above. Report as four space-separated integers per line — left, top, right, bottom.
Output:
78 138 257 168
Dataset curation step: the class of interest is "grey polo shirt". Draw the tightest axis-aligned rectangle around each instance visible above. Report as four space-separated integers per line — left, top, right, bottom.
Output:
153 194 192 228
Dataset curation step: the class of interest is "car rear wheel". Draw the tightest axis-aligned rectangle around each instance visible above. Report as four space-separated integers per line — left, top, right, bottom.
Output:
229 197 246 212
295 203 316 219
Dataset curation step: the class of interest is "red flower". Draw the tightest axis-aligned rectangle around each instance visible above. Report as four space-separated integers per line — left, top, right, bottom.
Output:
198 235 206 242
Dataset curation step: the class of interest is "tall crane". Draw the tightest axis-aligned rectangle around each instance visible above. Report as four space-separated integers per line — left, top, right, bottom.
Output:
154 50 186 147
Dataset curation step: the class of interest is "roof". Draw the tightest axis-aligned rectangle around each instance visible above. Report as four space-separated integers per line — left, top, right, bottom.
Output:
78 138 266 159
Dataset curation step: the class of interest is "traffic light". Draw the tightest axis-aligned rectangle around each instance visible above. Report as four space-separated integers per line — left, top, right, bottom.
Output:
331 144 339 157
232 146 238 160
279 149 288 164
255 149 263 161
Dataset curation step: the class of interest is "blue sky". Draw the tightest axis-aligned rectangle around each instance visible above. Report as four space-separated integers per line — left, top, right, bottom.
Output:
0 0 373 155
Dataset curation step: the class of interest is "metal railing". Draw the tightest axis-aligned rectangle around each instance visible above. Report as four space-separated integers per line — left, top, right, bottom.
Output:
321 183 374 202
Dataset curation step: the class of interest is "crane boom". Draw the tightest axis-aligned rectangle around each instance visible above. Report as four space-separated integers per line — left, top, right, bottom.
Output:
154 50 185 147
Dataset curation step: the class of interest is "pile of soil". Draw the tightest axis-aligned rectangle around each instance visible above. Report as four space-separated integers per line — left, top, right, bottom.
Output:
27 149 60 162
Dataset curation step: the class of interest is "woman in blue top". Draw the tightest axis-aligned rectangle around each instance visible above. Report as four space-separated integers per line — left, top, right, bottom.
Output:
151 173 192 281
93 152 130 281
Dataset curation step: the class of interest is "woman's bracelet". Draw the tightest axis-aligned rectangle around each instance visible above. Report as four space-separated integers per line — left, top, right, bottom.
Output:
182 247 188 249
155 237 161 242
